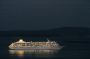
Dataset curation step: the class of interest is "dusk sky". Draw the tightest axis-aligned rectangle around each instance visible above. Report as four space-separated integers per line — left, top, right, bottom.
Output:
0 0 90 30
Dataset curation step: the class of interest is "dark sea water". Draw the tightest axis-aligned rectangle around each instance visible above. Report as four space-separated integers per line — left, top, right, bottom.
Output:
0 36 90 59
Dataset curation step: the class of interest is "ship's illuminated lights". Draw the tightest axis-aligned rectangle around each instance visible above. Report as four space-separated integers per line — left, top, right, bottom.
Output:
18 39 25 43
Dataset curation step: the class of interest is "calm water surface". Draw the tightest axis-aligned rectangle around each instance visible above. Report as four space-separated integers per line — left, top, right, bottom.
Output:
0 36 90 59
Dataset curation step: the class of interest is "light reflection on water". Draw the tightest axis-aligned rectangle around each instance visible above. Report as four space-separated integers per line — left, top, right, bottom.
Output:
9 49 60 58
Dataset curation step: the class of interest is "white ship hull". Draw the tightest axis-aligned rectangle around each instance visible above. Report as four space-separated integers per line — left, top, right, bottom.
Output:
10 48 60 50
9 39 61 50
10 47 61 50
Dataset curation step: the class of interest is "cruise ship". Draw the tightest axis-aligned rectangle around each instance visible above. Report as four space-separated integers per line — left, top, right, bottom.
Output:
9 39 61 50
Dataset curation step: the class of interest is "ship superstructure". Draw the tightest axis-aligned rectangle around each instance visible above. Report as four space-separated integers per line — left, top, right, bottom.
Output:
9 39 60 50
